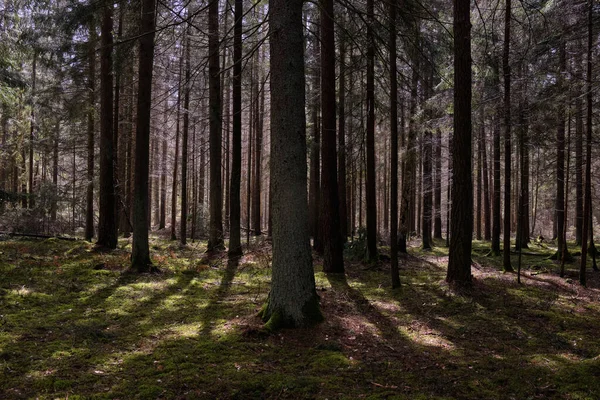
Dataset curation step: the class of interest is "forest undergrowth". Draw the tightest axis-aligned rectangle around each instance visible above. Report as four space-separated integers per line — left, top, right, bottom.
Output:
1 234 600 399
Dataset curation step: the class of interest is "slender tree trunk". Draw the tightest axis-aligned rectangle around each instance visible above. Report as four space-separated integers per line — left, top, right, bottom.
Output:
482 114 491 241
252 49 263 236
580 0 593 286
50 121 59 221
261 0 321 329
207 0 224 252
516 93 530 249
113 8 122 232
575 41 584 246
180 27 191 246
160 138 167 229
28 52 37 209
447 0 473 284
229 0 243 256
338 16 348 242
476 121 482 240
320 0 344 273
389 0 401 288
491 62 501 255
365 0 378 260
309 29 321 251
556 41 569 260
85 22 96 241
399 47 419 253
502 0 513 272
434 128 442 239
170 53 183 241
97 2 118 249
131 0 156 271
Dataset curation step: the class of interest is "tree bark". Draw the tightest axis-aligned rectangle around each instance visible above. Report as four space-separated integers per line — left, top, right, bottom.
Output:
229 0 243 257
207 0 224 252
320 0 344 273
97 2 118 249
338 14 348 242
580 0 593 286
556 41 569 260
389 0 401 288
131 0 156 271
261 0 321 329
502 0 513 272
85 22 96 241
447 0 472 285
365 0 377 260
309 26 321 252
180 27 191 246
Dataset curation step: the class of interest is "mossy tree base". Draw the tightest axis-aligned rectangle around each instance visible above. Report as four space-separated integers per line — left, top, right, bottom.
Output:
260 293 323 331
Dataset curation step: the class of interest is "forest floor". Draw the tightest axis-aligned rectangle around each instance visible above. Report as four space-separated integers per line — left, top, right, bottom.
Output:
1 234 600 399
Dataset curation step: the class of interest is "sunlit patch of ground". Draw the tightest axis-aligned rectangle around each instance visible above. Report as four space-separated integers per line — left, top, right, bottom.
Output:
1 236 600 398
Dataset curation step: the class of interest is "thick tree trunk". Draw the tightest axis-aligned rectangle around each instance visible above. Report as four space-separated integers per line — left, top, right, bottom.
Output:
97 3 118 249
85 22 96 241
365 0 377 260
261 0 321 329
447 0 472 285
131 0 156 271
320 0 344 273
229 0 243 257
207 0 224 252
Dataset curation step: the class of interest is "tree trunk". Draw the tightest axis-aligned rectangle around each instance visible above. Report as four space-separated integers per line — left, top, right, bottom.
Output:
28 51 37 209
309 28 321 252
338 15 348 242
447 0 472 285
502 0 513 272
399 46 419 253
252 49 263 237
85 22 96 241
160 138 167 229
229 0 243 257
261 0 321 329
207 0 224 252
131 0 156 271
556 41 569 260
482 114 491 241
180 27 191 246
580 0 593 286
97 2 118 249
434 128 443 239
319 0 344 273
516 93 530 249
575 41 584 246
389 0 401 288
365 0 378 260
170 52 183 241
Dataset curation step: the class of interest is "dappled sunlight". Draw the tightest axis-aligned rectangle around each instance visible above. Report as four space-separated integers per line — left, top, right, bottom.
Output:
397 323 457 351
